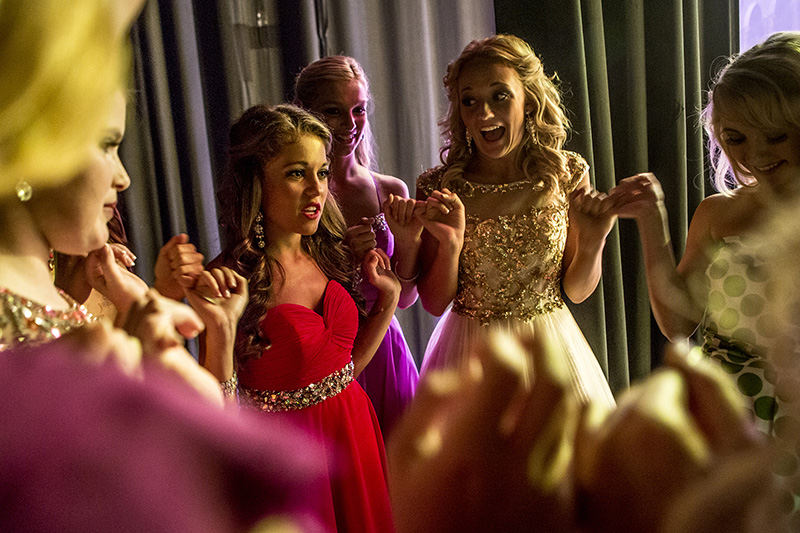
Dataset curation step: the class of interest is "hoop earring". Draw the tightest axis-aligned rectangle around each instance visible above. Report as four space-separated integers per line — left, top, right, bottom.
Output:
526 113 538 145
254 212 265 249
465 129 473 155
15 180 32 202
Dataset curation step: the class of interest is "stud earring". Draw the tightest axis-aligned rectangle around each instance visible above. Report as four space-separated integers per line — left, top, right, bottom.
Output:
15 180 32 202
254 212 265 249
465 129 473 155
525 113 538 145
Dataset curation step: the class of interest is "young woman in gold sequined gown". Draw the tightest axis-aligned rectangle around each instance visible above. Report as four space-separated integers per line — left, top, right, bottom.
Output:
415 35 615 406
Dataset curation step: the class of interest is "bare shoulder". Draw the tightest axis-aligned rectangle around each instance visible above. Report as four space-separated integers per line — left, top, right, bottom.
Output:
373 172 410 199
693 190 757 239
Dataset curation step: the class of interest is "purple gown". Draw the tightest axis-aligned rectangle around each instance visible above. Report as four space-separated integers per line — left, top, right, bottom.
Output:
355 176 419 438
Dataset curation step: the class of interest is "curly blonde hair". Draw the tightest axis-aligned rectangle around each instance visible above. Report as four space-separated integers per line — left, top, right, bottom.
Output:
217 104 363 364
293 55 377 170
701 31 800 194
439 34 570 195
0 0 127 196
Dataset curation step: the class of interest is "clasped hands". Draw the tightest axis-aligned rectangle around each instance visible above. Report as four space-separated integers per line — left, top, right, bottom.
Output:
389 332 781 533
344 188 465 261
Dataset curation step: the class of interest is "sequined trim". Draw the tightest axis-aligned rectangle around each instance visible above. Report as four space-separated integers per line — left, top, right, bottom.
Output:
241 361 354 412
454 178 545 198
372 212 388 232
417 153 587 325
220 371 239 399
452 296 565 325
416 151 588 199
0 287 92 351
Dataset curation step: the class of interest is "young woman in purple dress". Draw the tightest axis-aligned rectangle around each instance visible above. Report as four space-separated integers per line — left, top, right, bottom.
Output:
294 55 421 436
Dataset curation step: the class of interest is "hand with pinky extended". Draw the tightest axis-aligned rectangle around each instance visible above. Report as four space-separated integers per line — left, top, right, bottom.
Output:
569 186 617 243
154 233 205 301
184 267 248 387
574 342 782 533
184 267 248 340
117 288 224 407
608 172 667 223
389 329 579 533
59 319 143 377
107 242 137 268
418 188 465 248
362 248 400 306
344 218 377 262
383 193 424 245
85 243 149 317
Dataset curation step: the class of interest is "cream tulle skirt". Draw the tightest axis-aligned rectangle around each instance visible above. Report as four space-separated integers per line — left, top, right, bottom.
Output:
420 305 616 407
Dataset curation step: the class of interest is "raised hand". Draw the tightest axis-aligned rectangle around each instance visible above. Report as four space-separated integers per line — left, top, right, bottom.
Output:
154 233 205 301
344 218 377 261
85 244 149 316
574 342 770 532
362 248 400 303
389 329 578 533
383 194 424 243
419 188 465 248
569 186 617 243
184 267 248 336
108 242 137 268
60 319 143 377
117 288 224 406
609 172 666 222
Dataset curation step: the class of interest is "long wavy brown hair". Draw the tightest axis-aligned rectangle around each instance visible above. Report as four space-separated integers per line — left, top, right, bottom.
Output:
217 104 363 364
439 34 570 196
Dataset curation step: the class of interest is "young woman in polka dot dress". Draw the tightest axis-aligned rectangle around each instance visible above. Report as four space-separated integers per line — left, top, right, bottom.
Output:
610 32 800 436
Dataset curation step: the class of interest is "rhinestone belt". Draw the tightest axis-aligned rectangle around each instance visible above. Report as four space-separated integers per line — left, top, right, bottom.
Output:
241 361 354 412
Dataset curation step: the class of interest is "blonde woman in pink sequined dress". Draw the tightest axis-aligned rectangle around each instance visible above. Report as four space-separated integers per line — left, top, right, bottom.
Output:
416 34 616 406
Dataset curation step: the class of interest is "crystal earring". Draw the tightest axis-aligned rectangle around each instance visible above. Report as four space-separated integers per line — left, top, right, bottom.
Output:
465 129 473 155
526 113 538 145
15 180 32 202
254 212 265 249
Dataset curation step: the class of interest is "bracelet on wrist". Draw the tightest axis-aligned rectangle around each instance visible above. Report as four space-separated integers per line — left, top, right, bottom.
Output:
220 371 238 398
395 269 419 283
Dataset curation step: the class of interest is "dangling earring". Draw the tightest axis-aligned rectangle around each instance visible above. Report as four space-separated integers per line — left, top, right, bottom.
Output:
526 113 538 145
253 212 265 249
465 129 473 155
15 180 32 202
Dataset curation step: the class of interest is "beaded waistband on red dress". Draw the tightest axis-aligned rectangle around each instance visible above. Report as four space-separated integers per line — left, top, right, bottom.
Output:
240 360 354 412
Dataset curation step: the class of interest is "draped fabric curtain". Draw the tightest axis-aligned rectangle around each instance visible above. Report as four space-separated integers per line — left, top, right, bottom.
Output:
122 1 229 283
495 0 739 391
121 0 739 389
121 0 495 363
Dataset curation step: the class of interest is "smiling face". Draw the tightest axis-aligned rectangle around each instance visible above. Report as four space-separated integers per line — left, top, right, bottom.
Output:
719 116 800 194
29 91 131 254
458 59 530 163
310 79 368 159
261 134 330 242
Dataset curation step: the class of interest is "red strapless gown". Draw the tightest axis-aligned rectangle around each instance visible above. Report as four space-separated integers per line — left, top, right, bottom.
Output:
239 280 394 533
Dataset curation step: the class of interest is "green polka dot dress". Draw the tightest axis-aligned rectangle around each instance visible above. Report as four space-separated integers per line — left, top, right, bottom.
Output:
702 236 781 434
702 235 800 514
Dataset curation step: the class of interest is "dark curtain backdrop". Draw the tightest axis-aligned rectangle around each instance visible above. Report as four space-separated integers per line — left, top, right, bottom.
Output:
495 0 738 390
120 0 495 364
120 0 738 392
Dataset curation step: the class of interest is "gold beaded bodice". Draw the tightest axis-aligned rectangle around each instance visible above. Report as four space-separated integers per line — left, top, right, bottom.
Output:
0 287 92 351
417 152 588 324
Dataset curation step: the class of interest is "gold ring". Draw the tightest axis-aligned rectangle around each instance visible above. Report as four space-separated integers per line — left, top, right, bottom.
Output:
201 295 219 305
